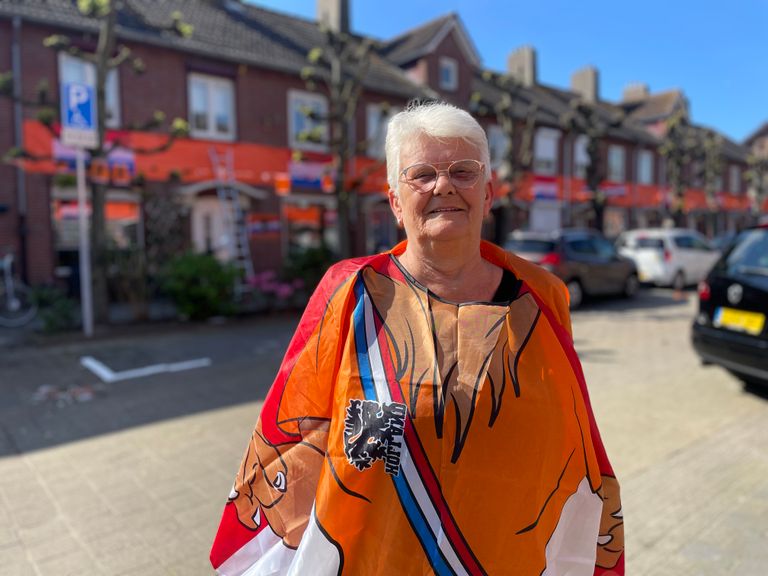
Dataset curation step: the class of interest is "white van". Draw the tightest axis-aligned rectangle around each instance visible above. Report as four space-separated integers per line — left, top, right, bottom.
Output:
615 228 720 289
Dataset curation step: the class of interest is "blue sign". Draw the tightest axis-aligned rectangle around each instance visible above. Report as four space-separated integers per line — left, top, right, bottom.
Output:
60 82 98 148
62 83 95 130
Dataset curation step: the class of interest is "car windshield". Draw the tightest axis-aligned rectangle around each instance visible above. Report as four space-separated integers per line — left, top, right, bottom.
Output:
634 238 665 249
505 239 557 253
720 229 768 276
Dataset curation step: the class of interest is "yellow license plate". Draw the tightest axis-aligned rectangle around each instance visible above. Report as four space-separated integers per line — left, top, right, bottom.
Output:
714 307 765 336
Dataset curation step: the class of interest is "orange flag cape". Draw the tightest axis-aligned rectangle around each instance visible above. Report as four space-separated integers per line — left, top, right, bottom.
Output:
211 241 624 575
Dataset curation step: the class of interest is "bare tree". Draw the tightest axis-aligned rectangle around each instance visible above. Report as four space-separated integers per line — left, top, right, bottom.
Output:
745 153 768 219
300 26 374 259
560 100 625 233
1 0 190 323
658 110 698 227
470 71 536 243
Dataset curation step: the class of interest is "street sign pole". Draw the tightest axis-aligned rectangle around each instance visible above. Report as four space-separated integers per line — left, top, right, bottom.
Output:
61 81 98 337
76 147 94 337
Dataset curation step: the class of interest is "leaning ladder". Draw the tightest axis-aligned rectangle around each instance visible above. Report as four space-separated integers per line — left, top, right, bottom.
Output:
209 147 254 298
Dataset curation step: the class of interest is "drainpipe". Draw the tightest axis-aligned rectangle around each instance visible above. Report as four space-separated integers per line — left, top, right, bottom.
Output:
12 16 28 282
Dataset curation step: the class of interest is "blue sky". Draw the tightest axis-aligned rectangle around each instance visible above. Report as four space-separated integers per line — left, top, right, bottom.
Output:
247 0 766 143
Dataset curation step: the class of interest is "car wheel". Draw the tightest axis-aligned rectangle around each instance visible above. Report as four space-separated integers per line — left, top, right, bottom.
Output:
623 273 639 298
566 279 583 309
672 271 686 291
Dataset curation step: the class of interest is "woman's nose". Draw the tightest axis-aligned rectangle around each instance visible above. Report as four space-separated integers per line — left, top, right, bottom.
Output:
432 169 455 195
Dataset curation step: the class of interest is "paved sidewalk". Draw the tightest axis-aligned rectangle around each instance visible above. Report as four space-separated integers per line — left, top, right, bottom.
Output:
1 291 767 575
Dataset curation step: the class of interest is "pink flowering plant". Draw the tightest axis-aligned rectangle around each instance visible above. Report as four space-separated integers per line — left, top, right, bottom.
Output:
247 270 306 310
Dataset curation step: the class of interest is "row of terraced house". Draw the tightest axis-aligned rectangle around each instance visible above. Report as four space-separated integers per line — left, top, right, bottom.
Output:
0 0 765 292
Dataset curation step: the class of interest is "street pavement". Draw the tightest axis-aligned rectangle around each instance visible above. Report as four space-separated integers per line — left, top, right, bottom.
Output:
1 290 767 575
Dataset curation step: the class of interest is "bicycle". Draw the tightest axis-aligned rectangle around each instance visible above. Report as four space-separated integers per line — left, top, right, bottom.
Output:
0 253 37 327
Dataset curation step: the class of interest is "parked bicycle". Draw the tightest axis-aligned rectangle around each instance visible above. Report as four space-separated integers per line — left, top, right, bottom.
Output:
0 253 37 327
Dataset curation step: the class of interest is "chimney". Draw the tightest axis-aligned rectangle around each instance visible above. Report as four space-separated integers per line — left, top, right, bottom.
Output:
622 83 649 103
317 0 350 34
571 66 599 103
507 46 537 87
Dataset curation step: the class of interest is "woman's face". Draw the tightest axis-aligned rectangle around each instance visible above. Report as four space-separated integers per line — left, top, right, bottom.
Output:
388 135 492 246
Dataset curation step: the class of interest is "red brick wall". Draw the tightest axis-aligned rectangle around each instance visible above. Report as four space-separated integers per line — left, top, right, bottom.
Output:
421 31 474 108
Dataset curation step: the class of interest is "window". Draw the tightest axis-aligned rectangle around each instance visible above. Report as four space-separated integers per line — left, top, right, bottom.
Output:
439 57 458 91
574 135 589 179
533 127 560 175
188 73 235 140
366 103 399 159
487 125 508 170
729 165 741 193
59 52 120 128
637 149 654 185
607 144 626 182
288 90 328 152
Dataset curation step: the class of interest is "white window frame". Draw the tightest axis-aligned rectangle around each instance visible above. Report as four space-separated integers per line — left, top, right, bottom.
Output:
637 149 654 185
574 135 589 179
438 57 458 92
288 89 329 152
187 73 236 141
729 165 741 193
607 144 626 183
533 127 560 176
487 125 508 171
58 52 121 128
366 103 399 159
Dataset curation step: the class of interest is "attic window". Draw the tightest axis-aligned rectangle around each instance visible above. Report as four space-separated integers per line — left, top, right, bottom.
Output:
439 57 458 91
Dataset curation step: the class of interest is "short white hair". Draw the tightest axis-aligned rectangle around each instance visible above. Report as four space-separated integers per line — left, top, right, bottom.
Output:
385 101 491 191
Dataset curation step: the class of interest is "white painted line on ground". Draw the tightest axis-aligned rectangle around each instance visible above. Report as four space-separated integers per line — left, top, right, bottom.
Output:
80 356 212 383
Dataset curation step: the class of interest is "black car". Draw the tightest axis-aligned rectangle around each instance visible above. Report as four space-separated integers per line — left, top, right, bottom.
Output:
692 225 768 386
504 229 639 309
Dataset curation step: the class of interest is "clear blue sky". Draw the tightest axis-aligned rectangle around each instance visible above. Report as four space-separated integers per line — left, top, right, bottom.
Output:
247 0 766 143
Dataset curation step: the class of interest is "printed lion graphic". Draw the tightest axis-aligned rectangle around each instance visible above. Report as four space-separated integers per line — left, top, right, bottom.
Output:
229 421 327 547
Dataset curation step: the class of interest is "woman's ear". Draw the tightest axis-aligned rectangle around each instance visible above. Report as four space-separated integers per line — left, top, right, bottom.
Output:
388 188 403 226
483 181 494 216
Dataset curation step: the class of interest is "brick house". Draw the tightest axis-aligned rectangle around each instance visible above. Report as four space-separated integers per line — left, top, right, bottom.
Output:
0 0 760 294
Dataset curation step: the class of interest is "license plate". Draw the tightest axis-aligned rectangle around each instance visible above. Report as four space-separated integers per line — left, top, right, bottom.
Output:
638 271 648 282
713 307 766 336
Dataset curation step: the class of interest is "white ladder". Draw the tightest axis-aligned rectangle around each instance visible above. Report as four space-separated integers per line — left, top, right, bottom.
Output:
209 147 254 298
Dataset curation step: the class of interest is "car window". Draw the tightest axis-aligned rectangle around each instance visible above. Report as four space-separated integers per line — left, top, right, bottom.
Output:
723 230 768 274
593 236 617 259
505 239 557 253
690 236 712 251
565 237 598 256
635 238 664 249
673 236 694 249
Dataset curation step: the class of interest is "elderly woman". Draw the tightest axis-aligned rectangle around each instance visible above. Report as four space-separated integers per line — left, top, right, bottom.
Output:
211 102 623 575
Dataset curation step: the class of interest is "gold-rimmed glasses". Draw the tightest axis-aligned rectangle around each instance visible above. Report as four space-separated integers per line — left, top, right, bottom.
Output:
399 159 484 194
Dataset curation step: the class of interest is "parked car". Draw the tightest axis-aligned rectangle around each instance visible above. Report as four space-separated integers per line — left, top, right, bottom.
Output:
504 229 639 309
691 225 768 387
615 228 720 290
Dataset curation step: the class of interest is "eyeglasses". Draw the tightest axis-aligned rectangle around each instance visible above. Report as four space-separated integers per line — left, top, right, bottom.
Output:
399 159 484 194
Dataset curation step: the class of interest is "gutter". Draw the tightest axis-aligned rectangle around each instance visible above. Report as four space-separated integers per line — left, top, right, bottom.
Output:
12 15 27 282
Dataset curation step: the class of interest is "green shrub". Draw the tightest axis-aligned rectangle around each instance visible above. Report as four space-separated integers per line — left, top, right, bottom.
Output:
30 285 77 333
283 245 335 292
161 253 239 320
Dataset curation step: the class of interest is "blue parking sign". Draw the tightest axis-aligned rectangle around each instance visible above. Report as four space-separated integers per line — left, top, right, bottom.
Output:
61 82 98 148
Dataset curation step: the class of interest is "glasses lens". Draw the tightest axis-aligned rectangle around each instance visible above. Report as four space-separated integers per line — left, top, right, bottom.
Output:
449 160 482 187
404 164 438 193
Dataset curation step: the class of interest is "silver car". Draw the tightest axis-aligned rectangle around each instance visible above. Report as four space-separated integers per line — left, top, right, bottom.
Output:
616 228 720 290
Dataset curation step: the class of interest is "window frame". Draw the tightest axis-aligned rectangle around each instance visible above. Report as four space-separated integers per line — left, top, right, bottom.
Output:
607 144 626 183
533 127 561 176
288 89 329 152
187 72 236 141
637 149 654 185
366 103 399 159
438 57 459 92
58 52 121 128
729 165 741 194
